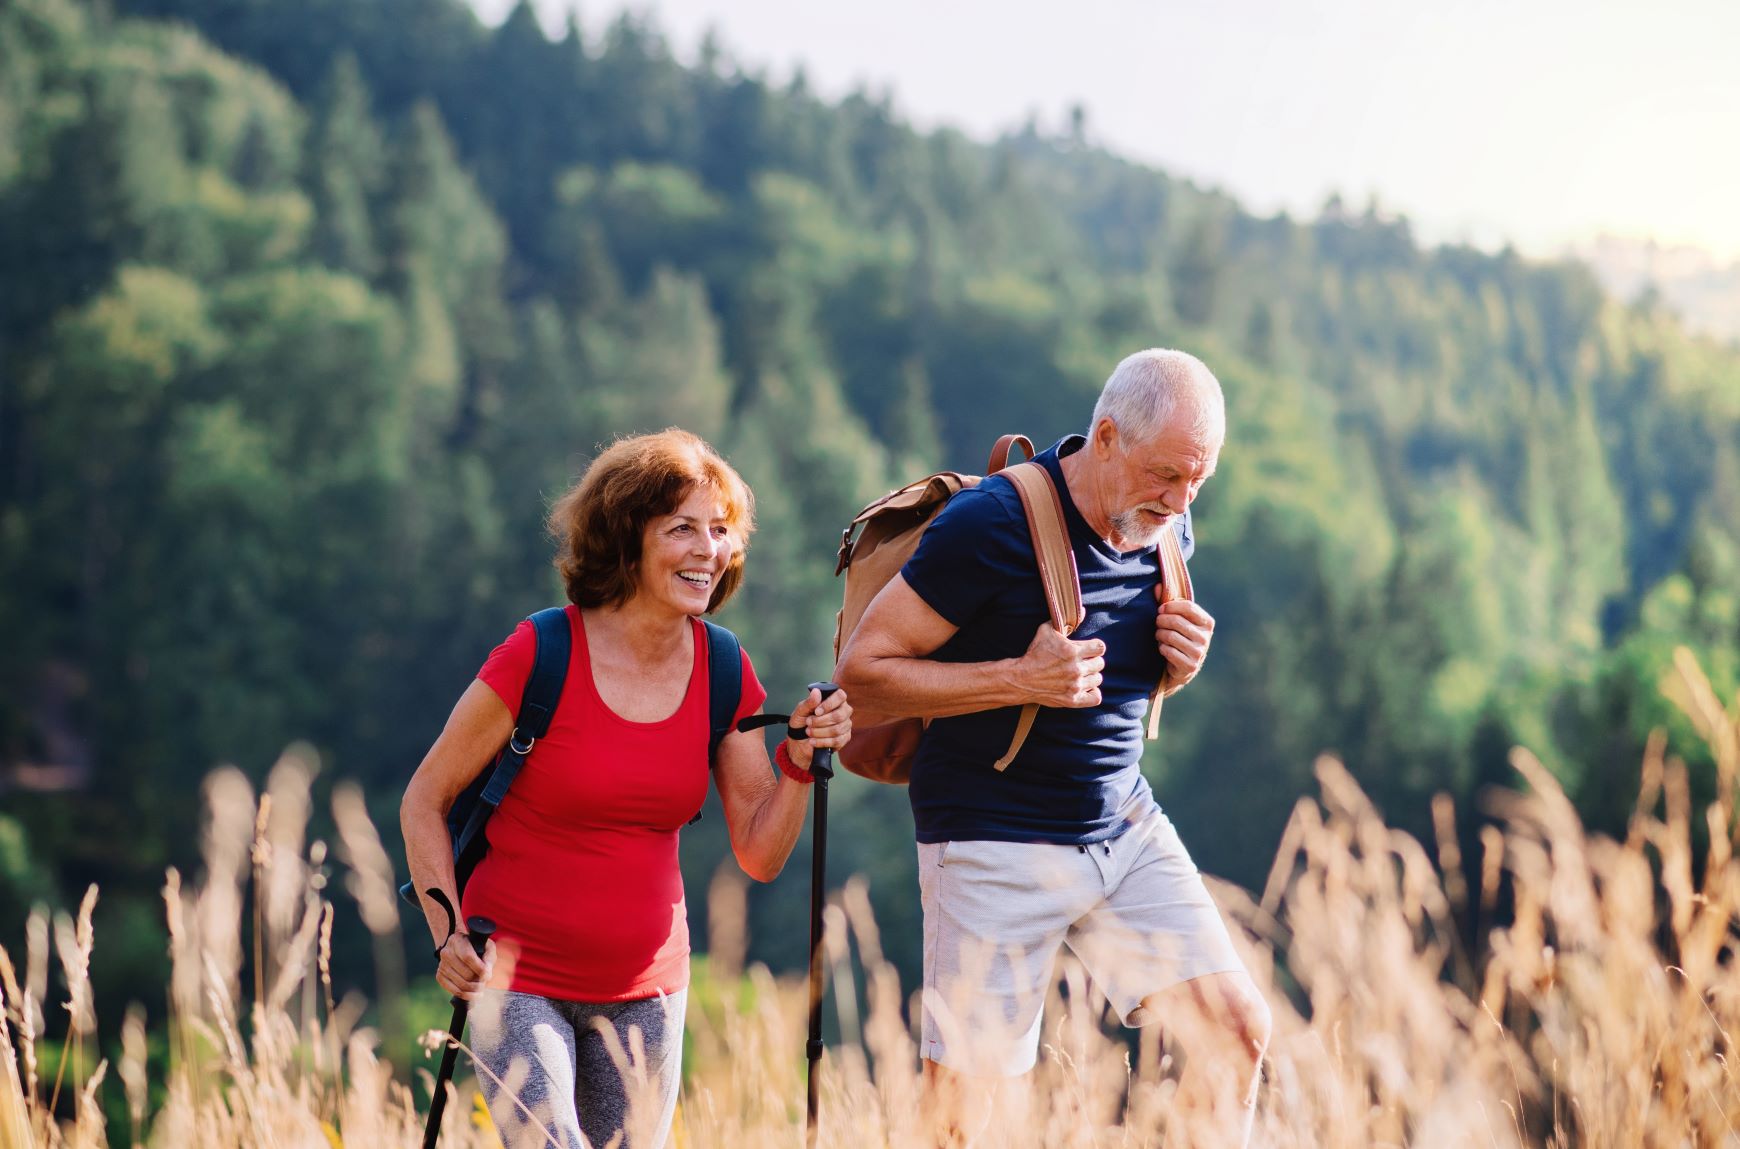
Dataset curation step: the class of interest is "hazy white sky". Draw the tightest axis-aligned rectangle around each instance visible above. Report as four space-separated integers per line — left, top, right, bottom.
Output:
470 0 1740 260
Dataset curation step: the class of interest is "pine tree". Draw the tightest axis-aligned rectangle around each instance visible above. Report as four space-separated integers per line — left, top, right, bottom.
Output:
305 53 385 277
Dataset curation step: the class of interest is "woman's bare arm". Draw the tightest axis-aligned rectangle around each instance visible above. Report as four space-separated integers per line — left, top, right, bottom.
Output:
711 688 853 882
399 678 512 997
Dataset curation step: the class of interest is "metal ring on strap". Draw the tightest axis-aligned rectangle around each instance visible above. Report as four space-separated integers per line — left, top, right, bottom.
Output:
508 730 536 756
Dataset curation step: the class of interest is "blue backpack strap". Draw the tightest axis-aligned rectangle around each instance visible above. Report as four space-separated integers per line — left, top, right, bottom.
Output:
703 620 743 761
477 607 571 810
519 607 573 737
454 607 572 886
686 621 743 827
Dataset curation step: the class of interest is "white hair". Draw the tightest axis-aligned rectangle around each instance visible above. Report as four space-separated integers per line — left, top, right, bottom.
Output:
1089 349 1226 447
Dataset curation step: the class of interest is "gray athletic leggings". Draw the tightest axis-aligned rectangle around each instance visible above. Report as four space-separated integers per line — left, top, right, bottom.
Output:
467 988 687 1149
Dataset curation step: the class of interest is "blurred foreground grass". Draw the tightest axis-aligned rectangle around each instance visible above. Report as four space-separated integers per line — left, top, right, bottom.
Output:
3 647 1738 1147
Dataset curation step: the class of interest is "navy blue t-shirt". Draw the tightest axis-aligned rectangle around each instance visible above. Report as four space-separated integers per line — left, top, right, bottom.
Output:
900 435 1193 845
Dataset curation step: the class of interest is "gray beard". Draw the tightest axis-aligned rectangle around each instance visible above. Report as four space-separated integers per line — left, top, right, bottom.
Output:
1109 508 1169 550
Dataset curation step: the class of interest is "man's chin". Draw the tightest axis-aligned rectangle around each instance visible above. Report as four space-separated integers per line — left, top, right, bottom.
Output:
1110 512 1170 550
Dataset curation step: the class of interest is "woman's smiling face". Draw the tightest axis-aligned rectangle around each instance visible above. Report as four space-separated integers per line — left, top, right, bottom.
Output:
635 483 734 616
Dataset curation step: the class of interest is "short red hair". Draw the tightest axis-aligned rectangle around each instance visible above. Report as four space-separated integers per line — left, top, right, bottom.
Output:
548 429 755 613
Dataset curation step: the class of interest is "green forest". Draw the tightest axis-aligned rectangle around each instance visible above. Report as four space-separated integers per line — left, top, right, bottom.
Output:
2 0 1737 1038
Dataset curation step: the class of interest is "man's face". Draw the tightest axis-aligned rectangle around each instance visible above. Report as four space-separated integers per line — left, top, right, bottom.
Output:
1101 419 1220 550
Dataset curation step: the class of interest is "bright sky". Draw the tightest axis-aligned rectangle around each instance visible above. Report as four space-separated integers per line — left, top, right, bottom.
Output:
470 0 1740 261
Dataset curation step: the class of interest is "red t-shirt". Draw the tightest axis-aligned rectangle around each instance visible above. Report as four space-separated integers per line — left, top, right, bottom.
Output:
461 606 766 1001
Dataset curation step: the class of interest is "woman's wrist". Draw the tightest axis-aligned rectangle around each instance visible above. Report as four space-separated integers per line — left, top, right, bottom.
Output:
775 739 814 783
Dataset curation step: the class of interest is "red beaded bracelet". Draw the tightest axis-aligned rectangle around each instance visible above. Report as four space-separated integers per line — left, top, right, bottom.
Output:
775 739 815 784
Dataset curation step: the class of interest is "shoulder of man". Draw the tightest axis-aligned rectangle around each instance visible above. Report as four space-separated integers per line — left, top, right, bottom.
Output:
898 467 1033 626
929 470 1024 536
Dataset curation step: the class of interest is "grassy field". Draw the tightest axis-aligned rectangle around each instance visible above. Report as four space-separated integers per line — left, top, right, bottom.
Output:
3 647 1736 1148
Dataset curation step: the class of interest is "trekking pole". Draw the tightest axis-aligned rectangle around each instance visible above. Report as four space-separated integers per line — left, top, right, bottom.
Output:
801 682 839 1149
420 888 496 1149
736 681 840 1149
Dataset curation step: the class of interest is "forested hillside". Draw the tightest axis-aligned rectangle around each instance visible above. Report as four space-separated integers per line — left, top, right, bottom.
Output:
2 0 1736 1011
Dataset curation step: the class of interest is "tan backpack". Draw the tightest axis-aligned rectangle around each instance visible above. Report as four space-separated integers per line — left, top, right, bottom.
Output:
830 435 1193 784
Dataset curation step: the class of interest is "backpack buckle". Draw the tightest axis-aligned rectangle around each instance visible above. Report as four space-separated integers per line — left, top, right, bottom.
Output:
834 526 854 576
508 729 536 756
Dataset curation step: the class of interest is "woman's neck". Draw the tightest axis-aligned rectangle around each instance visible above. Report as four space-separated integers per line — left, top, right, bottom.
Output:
583 597 691 660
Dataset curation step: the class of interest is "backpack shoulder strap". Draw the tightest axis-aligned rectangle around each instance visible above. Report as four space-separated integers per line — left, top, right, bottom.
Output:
519 606 572 738
1146 519 1194 740
1002 461 1086 633
1156 517 1194 607
994 461 1085 772
702 620 743 762
478 606 572 807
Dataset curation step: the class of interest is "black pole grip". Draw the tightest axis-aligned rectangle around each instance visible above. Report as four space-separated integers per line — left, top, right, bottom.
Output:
466 916 496 957
806 681 839 781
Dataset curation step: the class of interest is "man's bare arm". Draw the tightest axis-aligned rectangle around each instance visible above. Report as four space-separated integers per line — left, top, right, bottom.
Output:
836 574 1107 723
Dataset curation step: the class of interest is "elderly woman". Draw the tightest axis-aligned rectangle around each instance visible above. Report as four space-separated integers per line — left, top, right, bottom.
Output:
401 429 851 1149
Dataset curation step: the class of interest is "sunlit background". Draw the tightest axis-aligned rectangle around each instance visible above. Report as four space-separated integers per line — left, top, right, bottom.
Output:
2 0 1738 1139
477 0 1740 265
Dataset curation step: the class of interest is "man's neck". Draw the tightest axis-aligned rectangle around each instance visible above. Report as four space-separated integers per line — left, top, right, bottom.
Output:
1058 445 1115 543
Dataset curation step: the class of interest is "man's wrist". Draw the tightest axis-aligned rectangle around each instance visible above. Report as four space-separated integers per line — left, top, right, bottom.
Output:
997 656 1043 707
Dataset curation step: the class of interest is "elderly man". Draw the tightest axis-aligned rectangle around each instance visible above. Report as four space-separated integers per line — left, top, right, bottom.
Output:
836 349 1270 1147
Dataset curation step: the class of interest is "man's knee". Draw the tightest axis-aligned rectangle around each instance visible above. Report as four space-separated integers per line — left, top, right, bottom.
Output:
922 1058 1010 1149
1223 978 1272 1062
1197 973 1269 1062
1146 972 1271 1061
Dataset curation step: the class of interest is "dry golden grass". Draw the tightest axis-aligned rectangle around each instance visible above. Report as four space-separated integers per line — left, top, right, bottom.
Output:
2 646 1737 1147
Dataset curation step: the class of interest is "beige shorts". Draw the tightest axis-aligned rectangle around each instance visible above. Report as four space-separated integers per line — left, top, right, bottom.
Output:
917 808 1245 1077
